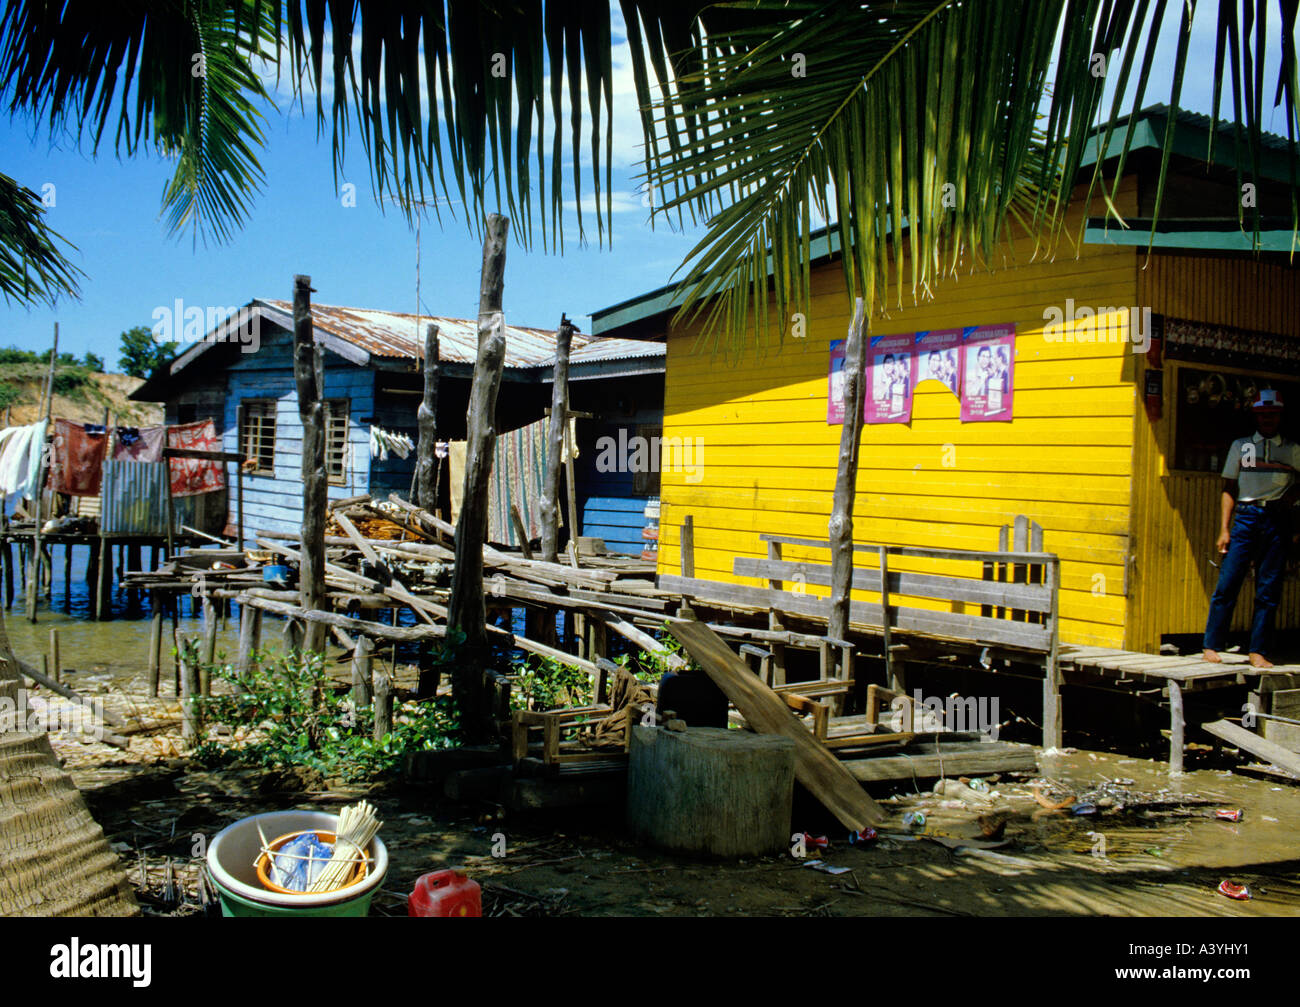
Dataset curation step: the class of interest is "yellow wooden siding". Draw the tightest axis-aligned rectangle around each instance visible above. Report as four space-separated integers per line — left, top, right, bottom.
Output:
658 232 1141 648
1127 253 1300 652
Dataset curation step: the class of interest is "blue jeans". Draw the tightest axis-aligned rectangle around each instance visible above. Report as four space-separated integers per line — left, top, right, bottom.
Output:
1203 504 1289 656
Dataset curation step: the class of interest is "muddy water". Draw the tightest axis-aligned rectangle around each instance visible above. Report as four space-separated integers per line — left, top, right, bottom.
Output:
3 543 240 684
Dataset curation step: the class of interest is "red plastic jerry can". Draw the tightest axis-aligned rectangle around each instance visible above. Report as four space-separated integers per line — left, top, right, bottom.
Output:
408 869 482 917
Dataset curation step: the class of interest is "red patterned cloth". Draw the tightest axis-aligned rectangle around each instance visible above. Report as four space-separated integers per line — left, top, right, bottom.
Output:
48 419 108 496
167 419 224 496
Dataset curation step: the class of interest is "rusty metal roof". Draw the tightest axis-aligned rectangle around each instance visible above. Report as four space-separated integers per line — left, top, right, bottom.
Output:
256 299 659 368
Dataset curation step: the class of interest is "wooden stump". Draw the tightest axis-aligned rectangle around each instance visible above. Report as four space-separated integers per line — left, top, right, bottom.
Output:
627 726 795 857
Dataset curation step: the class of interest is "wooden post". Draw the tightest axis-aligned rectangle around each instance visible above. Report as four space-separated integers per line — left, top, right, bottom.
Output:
95 535 112 620
2 539 12 610
26 324 57 623
1168 680 1185 776
540 314 574 562
62 543 71 609
294 273 328 653
177 632 201 746
201 594 218 694
236 603 261 680
827 299 867 652
678 515 696 619
373 668 393 741
351 635 374 710
766 540 788 686
148 594 163 697
1042 557 1063 750
447 214 509 739
48 627 60 685
416 323 440 511
509 504 532 559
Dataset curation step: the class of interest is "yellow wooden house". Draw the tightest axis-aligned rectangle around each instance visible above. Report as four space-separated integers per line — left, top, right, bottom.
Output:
591 107 1300 653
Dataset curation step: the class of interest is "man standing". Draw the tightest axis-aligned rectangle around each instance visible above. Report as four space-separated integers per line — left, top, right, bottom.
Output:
1203 389 1299 668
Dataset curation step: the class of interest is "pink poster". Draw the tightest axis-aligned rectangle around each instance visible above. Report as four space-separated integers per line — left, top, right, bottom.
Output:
866 333 916 424
914 329 962 398
959 324 1016 422
827 338 849 424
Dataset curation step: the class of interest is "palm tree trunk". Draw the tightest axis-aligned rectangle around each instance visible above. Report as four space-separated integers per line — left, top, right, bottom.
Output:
0 606 137 915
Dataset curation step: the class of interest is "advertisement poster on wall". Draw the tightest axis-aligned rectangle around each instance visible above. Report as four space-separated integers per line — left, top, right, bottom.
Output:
959 324 1017 422
827 338 849 424
866 333 916 424
914 329 963 398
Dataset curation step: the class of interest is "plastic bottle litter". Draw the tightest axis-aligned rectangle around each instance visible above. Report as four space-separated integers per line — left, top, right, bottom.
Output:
1213 809 1244 822
848 827 877 845
902 811 926 828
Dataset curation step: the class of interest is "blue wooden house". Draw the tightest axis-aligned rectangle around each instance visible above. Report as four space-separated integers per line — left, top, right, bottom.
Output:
132 299 665 551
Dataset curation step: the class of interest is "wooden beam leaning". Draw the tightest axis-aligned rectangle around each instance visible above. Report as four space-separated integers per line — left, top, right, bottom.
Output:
540 314 573 563
667 619 882 830
293 273 328 653
827 299 867 667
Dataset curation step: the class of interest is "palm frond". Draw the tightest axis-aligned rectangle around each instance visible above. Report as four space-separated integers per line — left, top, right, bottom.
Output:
0 173 83 307
634 0 1300 350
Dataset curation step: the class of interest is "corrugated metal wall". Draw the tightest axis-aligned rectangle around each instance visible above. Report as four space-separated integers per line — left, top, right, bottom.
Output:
100 461 171 535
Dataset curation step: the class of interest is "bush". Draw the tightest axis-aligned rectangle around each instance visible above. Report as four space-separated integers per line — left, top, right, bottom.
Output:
193 648 462 780
0 384 21 410
510 654 594 711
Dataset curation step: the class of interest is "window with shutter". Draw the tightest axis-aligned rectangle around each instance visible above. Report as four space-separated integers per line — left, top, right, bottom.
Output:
324 399 349 484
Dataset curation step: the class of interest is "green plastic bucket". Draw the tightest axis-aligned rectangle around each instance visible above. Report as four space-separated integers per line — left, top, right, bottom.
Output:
206 811 388 918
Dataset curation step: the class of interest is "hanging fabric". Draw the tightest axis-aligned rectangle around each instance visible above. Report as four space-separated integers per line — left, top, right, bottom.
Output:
112 424 166 462
48 419 108 497
167 419 224 496
488 418 554 547
0 420 47 499
369 425 414 461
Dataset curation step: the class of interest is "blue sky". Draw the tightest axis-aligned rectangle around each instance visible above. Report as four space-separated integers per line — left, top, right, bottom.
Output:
0 7 1286 365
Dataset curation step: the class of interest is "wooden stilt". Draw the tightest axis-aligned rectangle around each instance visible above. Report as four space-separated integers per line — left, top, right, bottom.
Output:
2 539 12 610
1168 680 1185 775
416 323 440 512
148 594 163 697
351 635 374 710
373 668 393 740
62 543 71 609
540 314 574 563
827 299 866 657
48 627 60 685
201 595 217 695
178 633 201 746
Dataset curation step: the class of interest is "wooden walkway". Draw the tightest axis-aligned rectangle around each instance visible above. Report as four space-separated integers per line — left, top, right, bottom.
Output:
1058 644 1300 774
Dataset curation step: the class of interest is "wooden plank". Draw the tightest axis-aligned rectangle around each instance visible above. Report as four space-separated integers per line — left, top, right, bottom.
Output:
828 298 867 651
658 574 1053 652
539 315 572 562
667 618 882 829
734 556 1053 612
842 741 1038 782
1200 719 1300 776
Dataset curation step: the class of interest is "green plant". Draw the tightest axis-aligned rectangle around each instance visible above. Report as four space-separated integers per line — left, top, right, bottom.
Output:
510 654 593 711
193 647 462 780
614 624 698 682
0 383 20 409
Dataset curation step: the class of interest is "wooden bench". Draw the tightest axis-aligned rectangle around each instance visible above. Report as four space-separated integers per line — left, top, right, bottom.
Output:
659 525 1063 748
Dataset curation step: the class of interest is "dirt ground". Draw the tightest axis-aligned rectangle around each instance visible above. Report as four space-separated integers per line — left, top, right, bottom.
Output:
54 700 1300 918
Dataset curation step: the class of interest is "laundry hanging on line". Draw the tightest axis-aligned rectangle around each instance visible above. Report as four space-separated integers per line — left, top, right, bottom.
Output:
167 419 224 496
112 424 166 462
0 420 47 500
369 425 414 461
47 419 108 497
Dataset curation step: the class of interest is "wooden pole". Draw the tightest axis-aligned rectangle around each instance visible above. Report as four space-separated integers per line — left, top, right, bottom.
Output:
48 627 60 685
148 593 163 697
294 273 328 653
373 668 393 741
177 632 200 746
447 214 509 740
201 594 218 694
351 635 374 710
539 315 573 562
416 323 440 510
26 325 55 623
827 299 866 656
1 538 12 610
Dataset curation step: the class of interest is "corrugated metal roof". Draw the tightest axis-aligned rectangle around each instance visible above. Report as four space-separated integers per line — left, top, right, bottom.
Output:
255 299 661 369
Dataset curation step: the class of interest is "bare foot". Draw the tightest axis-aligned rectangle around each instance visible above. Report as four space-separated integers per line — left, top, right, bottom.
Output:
1249 652 1273 668
1203 648 1222 663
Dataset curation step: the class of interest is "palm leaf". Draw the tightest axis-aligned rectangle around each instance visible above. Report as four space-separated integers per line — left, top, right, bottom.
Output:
0 173 83 306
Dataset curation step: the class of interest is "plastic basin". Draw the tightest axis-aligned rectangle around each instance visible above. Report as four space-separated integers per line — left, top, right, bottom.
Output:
206 810 388 918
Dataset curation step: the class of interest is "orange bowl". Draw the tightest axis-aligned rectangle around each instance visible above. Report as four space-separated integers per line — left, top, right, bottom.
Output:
255 830 370 895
